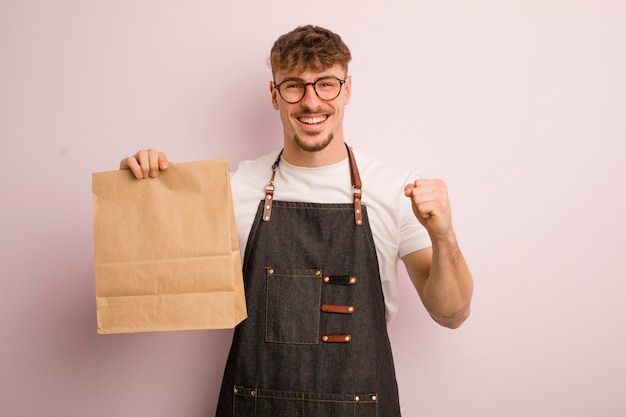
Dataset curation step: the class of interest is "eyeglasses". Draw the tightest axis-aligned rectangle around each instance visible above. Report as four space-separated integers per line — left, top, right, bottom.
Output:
273 76 346 104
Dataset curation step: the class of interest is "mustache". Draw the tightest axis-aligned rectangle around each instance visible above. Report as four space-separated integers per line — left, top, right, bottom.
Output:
293 109 330 117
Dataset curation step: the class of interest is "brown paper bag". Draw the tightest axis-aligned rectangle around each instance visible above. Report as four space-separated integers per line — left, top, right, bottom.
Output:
92 159 246 334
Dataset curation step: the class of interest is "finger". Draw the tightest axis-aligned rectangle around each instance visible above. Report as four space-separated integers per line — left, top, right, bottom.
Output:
120 156 144 179
415 179 448 200
148 148 160 177
406 184 438 205
412 179 441 194
416 201 437 219
129 157 144 179
131 149 148 179
158 151 170 171
405 179 435 197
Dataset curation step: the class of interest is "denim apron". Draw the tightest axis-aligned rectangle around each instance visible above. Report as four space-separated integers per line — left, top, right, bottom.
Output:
216 146 401 416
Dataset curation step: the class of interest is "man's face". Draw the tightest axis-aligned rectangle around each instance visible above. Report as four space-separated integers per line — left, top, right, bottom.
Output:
270 64 351 153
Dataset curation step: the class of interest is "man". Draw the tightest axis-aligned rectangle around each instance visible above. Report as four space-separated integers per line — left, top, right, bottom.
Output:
120 25 473 416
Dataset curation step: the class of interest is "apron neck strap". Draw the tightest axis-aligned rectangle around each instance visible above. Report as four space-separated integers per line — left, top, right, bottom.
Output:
261 150 282 222
263 144 364 226
346 145 364 226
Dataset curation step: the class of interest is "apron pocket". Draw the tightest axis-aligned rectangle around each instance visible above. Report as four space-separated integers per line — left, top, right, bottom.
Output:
265 267 322 344
233 386 379 417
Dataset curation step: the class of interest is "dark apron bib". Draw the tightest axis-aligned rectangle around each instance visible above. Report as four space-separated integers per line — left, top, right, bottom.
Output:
216 147 401 416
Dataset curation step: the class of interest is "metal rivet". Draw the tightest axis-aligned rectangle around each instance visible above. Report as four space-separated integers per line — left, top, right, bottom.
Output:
322 305 328 311
268 269 274 274
266 195 272 200
355 396 360 401
357 219 363 225
355 198 360 203
263 216 269 221
251 390 256 397
323 276 330 283
348 307 354 313
315 270 321 276
233 387 238 394
350 277 357 284
322 336 329 342
372 395 377 401
345 336 351 342
356 208 361 214
265 204 270 209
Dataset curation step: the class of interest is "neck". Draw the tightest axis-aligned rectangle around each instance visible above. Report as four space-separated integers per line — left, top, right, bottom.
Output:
281 137 348 167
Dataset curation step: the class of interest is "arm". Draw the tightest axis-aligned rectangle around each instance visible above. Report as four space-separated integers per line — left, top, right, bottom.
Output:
120 148 170 178
402 179 473 329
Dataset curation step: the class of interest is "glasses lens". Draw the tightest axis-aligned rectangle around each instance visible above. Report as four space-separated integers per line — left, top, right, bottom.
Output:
279 81 306 103
314 78 342 100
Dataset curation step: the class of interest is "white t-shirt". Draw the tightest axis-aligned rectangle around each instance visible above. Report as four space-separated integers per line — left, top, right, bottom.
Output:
230 147 432 322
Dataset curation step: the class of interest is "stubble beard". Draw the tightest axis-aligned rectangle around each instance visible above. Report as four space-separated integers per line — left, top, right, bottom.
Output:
293 132 334 152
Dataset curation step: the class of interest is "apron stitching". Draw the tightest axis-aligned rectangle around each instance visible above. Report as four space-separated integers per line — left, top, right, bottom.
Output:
361 209 379 268
242 205 263 274
276 204 353 212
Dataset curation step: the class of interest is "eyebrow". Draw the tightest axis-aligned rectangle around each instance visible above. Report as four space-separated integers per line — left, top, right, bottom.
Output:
277 74 343 84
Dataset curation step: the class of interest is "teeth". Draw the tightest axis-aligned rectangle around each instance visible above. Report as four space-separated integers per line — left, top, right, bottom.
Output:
299 116 327 124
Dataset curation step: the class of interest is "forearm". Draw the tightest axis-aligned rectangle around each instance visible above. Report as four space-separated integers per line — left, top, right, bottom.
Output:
403 178 474 328
421 234 474 328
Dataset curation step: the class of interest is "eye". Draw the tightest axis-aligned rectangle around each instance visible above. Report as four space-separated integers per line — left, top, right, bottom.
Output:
283 82 304 90
317 79 339 89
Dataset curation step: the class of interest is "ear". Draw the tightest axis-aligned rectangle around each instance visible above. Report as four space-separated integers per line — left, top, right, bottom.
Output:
344 75 352 105
270 81 279 110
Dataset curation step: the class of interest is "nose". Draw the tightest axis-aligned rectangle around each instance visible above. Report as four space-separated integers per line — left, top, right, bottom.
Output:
300 83 323 108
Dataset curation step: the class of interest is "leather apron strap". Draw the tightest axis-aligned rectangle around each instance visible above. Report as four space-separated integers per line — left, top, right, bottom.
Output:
263 144 363 226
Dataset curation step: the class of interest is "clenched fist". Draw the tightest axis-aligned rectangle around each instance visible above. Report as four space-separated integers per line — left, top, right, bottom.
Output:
404 179 454 241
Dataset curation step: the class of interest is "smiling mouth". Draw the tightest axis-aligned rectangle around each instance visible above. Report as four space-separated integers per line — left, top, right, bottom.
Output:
298 115 329 125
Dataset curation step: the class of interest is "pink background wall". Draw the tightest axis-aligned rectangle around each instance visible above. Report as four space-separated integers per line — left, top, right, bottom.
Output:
2 1 625 416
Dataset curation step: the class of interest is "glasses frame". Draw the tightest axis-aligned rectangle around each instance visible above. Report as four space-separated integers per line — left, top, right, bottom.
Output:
273 76 347 104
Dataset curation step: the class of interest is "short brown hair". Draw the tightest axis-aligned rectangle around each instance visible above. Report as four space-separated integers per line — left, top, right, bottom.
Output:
269 25 352 77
